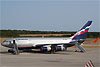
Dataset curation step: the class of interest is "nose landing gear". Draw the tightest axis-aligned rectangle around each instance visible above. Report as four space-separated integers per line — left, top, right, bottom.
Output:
8 40 19 55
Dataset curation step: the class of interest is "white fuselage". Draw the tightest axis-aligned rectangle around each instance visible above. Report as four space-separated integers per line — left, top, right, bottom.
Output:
1 37 72 48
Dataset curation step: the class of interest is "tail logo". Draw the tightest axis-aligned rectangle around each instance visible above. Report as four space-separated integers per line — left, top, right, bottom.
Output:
71 21 92 40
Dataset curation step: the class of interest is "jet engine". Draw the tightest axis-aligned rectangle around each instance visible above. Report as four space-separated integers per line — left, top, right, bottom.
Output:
41 45 65 52
41 45 51 52
56 45 65 51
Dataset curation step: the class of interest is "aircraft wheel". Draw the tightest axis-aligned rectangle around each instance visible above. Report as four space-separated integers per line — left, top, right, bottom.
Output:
65 47 67 51
75 50 78 52
8 49 13 53
12 51 16 55
8 49 16 55
50 50 56 54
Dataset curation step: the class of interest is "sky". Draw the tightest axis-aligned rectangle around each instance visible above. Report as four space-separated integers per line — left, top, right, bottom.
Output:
0 0 100 32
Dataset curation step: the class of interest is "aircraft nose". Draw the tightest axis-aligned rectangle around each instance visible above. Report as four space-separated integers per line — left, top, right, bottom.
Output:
1 41 10 47
1 42 7 46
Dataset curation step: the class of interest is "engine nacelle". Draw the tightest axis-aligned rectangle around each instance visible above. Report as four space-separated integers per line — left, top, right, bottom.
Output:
41 45 51 52
56 45 65 51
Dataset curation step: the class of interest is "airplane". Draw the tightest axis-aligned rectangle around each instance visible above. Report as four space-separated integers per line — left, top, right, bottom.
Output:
1 21 92 55
93 37 99 43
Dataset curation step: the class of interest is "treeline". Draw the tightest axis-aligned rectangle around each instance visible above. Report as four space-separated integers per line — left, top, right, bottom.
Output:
0 30 75 34
0 30 99 38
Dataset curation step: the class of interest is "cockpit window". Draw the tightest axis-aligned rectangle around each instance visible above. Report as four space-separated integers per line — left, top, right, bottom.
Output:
3 41 10 43
3 41 8 42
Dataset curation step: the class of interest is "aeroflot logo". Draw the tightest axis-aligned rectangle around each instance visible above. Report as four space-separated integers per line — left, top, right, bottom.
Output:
76 26 90 35
71 26 90 40
16 39 28 40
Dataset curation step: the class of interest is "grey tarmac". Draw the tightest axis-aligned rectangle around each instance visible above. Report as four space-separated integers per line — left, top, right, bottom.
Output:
0 44 100 67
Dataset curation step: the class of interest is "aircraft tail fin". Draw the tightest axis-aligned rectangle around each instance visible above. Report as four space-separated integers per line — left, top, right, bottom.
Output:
93 37 99 43
71 21 92 40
